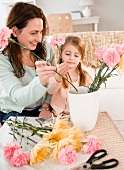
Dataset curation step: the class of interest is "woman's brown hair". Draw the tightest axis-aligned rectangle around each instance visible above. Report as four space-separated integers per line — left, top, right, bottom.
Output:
59 36 89 88
2 2 48 78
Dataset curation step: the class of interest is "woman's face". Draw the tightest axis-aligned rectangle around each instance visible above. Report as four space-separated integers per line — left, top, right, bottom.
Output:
62 44 81 69
16 18 43 50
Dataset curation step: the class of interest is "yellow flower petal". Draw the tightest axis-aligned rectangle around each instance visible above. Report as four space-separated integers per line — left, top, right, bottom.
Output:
53 117 70 130
30 140 52 165
30 118 84 165
118 54 124 72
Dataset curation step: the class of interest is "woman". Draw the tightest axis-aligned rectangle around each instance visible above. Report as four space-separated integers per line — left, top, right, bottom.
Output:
0 2 56 124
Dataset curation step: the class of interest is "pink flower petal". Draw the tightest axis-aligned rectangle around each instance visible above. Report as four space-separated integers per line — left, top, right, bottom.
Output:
0 27 12 48
102 48 120 67
11 149 30 167
83 135 100 154
58 145 77 165
3 142 21 160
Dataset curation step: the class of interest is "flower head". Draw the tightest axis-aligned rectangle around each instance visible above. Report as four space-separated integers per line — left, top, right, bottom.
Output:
58 145 78 165
102 47 120 67
3 142 21 159
83 135 100 154
50 36 65 47
11 149 30 167
94 46 108 59
0 27 12 48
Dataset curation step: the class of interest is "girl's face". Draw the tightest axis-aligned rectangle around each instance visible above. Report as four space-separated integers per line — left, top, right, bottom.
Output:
16 18 43 50
62 44 81 69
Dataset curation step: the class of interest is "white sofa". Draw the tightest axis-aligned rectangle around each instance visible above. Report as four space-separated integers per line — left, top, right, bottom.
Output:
52 31 124 123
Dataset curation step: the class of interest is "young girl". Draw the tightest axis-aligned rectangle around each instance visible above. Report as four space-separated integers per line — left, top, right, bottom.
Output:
0 2 56 124
47 36 92 116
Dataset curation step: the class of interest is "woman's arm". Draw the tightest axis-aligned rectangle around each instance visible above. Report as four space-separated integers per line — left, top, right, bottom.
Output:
0 55 55 108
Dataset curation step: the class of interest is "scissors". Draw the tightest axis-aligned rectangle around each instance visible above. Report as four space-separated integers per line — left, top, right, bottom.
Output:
73 149 118 169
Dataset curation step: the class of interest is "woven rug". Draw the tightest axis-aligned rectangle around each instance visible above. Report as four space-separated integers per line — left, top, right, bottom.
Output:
82 112 124 170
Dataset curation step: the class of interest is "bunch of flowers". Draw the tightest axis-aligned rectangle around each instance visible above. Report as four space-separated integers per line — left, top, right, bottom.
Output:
3 116 53 167
3 116 100 167
30 117 100 165
3 142 30 166
88 44 124 93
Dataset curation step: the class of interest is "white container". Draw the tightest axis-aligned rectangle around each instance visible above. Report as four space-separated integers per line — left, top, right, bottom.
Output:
68 86 99 132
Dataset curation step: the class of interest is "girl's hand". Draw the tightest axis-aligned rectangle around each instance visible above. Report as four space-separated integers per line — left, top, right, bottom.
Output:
35 60 56 86
55 62 70 82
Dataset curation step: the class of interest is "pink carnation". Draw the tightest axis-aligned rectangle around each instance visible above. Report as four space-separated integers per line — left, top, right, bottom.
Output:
102 47 120 67
95 46 108 59
3 142 21 159
50 36 65 47
10 149 30 167
0 27 12 48
58 145 77 165
109 43 120 51
83 135 100 154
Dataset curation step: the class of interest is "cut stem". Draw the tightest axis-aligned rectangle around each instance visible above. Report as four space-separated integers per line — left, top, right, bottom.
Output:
55 70 78 92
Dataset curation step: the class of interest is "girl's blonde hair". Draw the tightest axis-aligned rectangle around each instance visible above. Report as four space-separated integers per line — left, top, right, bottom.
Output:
59 36 89 88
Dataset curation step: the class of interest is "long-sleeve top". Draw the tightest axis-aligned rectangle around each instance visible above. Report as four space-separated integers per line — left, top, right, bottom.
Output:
47 76 79 115
0 43 55 113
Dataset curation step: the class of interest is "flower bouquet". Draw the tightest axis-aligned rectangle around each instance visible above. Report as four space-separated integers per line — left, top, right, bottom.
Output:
3 116 100 167
88 44 124 93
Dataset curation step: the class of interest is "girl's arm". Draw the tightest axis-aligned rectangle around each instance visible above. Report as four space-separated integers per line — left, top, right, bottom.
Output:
47 62 70 94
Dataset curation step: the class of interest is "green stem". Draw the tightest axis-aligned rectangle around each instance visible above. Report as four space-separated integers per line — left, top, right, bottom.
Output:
20 116 26 145
13 113 18 141
54 70 78 92
88 61 107 92
89 63 118 93
96 64 118 90
10 128 37 144
67 72 72 82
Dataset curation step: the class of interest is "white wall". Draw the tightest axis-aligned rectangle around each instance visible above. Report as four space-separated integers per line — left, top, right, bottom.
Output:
36 0 124 32
93 0 124 31
1 0 124 31
36 0 81 17
0 0 36 28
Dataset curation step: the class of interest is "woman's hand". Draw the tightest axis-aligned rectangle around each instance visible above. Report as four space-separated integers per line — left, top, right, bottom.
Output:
55 62 70 82
35 60 56 86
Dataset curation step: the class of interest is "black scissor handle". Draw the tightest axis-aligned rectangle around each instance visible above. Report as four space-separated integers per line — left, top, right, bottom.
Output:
91 158 119 169
87 149 107 164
